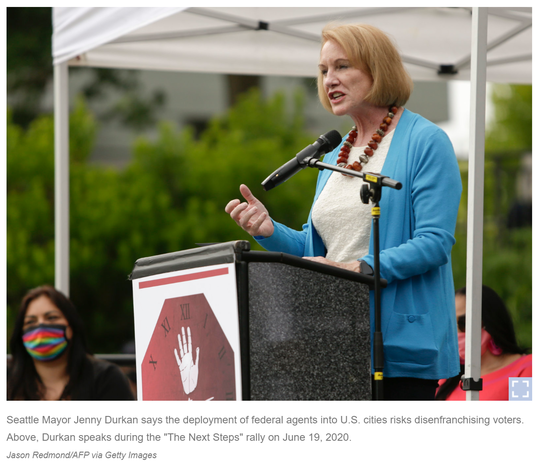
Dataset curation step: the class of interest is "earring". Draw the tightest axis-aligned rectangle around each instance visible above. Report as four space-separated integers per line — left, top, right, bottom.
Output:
489 338 503 356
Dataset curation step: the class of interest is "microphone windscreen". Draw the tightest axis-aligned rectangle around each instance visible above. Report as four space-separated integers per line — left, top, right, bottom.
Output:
324 130 343 150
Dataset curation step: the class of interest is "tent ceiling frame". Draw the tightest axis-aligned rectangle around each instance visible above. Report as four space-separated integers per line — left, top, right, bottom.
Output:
111 25 247 44
484 53 532 68
451 7 532 71
106 6 531 79
487 7 533 20
186 6 416 28
454 18 532 69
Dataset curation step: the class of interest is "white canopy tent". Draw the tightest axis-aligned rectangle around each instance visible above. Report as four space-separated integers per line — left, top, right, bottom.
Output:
51 7 532 400
53 7 531 81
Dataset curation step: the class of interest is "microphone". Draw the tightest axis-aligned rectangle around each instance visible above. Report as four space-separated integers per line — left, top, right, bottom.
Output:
261 130 342 191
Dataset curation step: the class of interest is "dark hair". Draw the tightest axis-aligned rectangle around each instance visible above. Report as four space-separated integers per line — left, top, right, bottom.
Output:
470 285 527 355
8 285 90 400
436 285 528 400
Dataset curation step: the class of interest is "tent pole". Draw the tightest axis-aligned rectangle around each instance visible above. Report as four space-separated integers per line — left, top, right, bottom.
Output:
54 62 70 296
464 7 488 401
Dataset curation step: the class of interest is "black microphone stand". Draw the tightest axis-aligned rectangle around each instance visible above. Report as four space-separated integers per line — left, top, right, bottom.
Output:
306 158 402 400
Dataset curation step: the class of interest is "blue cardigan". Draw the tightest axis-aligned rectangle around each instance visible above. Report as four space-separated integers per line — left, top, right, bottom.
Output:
256 109 462 379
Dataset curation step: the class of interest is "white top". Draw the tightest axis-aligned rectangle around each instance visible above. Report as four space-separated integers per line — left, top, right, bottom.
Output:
312 130 395 263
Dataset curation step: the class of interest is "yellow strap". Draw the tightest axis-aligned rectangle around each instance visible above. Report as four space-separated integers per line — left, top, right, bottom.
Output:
374 372 383 381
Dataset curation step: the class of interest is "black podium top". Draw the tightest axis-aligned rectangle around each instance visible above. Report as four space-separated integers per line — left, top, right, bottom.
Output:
130 241 384 288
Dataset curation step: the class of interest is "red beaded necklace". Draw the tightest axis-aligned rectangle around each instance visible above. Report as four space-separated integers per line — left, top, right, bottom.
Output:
337 105 399 174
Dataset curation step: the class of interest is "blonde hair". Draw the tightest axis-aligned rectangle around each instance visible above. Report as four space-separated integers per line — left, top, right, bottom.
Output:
317 23 413 113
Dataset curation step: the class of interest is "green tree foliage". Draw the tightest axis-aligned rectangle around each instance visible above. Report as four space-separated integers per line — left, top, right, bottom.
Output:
7 89 319 353
129 88 318 243
486 84 532 152
6 7 52 127
7 7 165 130
7 97 98 344
451 84 532 349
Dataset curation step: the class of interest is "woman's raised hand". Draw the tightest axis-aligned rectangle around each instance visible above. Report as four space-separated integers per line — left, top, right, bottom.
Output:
225 184 274 238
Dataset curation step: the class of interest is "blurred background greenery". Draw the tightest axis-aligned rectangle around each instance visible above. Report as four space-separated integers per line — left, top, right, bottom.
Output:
6 8 532 354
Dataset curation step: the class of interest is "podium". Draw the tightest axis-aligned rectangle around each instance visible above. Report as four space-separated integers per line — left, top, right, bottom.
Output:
130 241 378 401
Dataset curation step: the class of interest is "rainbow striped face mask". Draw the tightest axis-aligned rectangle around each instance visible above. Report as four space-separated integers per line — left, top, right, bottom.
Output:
22 324 69 361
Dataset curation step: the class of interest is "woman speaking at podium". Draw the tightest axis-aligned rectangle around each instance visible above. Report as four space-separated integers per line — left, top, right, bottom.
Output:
225 23 462 400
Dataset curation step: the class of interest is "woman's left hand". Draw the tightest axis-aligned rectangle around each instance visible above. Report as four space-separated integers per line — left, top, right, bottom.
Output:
302 256 360 273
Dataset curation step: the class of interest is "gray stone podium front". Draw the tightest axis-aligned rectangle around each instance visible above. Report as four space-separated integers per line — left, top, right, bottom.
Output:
131 241 375 400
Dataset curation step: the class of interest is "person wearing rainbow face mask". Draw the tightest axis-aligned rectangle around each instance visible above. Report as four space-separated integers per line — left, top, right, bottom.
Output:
436 285 532 400
8 285 134 400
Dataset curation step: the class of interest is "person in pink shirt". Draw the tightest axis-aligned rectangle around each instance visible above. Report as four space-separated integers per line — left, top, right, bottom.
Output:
436 285 531 400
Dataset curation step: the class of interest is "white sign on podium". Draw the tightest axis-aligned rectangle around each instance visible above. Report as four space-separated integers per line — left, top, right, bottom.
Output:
132 263 242 401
